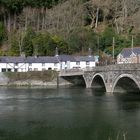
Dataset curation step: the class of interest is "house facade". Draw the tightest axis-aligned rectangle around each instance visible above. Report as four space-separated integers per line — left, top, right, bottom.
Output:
74 56 96 69
0 55 98 72
117 47 140 64
0 56 60 72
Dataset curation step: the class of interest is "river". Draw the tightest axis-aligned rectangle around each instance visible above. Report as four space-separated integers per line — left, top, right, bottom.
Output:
0 87 140 140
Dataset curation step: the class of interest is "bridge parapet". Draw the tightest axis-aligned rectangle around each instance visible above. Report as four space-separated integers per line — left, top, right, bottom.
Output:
84 64 140 72
106 64 140 71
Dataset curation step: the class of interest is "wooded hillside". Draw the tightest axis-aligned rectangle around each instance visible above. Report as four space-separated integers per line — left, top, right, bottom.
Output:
0 0 140 57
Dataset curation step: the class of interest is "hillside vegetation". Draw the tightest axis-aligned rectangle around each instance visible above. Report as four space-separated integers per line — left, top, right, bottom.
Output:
0 0 140 57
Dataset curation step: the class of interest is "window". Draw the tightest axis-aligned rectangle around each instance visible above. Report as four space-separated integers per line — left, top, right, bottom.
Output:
86 61 90 65
48 68 52 70
2 68 6 72
29 63 32 66
42 63 45 66
76 61 80 65
7 69 11 72
14 69 18 72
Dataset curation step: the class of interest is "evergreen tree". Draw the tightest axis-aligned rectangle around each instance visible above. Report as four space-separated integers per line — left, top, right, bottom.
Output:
22 27 36 56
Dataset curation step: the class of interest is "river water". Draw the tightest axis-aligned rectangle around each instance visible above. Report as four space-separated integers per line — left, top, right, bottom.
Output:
0 87 140 140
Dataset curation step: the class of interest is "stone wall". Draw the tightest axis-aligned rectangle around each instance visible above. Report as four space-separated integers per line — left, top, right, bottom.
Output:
0 71 73 87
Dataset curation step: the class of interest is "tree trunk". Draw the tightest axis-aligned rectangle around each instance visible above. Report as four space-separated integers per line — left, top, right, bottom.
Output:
95 8 99 28
37 9 40 31
7 12 11 32
25 7 28 31
13 12 16 30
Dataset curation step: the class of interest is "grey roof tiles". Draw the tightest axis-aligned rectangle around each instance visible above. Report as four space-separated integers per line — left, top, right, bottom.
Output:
0 55 95 63
57 55 76 62
75 56 95 61
120 47 140 58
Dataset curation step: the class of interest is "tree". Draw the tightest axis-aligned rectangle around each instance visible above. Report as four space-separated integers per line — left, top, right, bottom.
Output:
9 31 20 56
22 27 36 56
66 27 98 54
0 22 7 45
52 35 69 54
100 26 117 51
32 32 56 56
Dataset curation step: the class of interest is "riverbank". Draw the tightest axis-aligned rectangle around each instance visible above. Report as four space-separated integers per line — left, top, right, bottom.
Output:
0 71 73 87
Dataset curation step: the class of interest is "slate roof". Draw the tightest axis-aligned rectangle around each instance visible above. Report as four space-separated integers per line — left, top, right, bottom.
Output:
0 56 59 63
0 55 95 63
57 55 76 62
26 56 59 63
120 47 140 58
75 56 95 62
0 57 26 63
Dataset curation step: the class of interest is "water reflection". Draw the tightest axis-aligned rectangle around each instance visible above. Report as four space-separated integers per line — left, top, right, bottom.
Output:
114 93 140 112
0 87 140 140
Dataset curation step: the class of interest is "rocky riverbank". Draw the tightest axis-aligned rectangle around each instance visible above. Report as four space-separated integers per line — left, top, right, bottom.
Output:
0 71 73 87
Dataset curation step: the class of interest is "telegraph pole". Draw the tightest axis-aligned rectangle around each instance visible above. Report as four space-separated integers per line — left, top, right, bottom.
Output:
131 35 134 53
97 36 100 57
112 37 115 64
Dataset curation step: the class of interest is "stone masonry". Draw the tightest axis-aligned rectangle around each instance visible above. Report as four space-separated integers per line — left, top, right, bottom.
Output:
59 64 140 93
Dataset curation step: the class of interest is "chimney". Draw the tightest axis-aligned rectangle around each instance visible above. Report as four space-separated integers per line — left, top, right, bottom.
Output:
20 52 26 57
88 48 92 57
55 47 59 56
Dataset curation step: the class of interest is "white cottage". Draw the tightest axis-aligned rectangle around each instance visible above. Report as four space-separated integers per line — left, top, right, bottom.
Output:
0 56 60 72
0 54 97 72
74 56 95 69
56 55 96 70
26 56 60 71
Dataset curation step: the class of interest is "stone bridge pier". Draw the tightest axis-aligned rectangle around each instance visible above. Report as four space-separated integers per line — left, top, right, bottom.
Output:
83 71 113 93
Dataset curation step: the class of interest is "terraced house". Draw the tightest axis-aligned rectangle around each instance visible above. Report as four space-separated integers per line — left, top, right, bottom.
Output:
0 54 97 72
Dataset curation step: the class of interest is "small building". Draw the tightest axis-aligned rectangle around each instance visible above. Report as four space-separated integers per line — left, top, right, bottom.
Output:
56 55 76 70
26 56 60 71
56 55 96 70
74 56 95 69
117 47 140 64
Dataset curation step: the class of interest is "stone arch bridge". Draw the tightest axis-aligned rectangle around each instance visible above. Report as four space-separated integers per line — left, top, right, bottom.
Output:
59 64 140 93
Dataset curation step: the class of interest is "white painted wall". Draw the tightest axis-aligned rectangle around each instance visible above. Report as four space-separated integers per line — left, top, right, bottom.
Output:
0 63 28 72
28 63 60 71
0 60 96 72
0 62 60 72
66 61 96 70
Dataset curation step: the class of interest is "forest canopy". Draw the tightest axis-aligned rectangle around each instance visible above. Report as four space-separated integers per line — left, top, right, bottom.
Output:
0 0 140 58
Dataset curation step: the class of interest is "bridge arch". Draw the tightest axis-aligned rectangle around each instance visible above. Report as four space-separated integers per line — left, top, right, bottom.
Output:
91 73 107 92
112 74 140 93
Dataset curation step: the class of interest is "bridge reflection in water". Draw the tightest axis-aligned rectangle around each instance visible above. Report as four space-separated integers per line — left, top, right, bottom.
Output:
59 64 140 93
